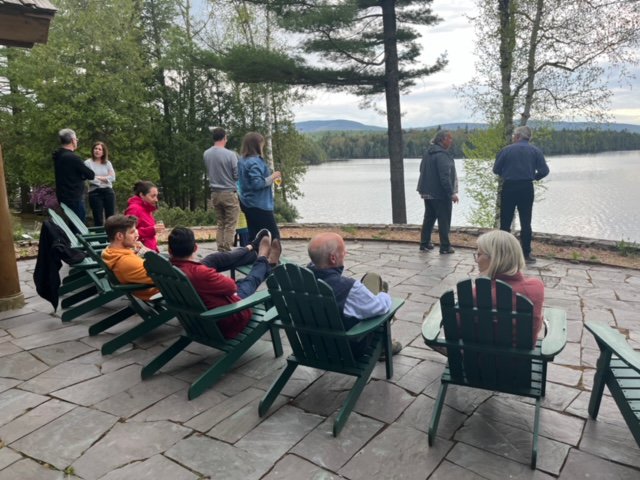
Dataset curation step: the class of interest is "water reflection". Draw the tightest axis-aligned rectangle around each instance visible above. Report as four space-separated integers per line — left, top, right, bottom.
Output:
295 150 640 242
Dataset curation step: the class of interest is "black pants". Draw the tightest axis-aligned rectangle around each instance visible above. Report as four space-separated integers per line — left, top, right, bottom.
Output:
500 180 534 256
88 188 116 227
420 199 452 251
241 204 280 240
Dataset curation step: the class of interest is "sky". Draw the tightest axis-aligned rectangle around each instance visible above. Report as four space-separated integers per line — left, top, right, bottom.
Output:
291 0 640 129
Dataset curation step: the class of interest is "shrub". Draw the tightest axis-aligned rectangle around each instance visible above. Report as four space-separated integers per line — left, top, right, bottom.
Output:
30 186 58 211
155 206 217 228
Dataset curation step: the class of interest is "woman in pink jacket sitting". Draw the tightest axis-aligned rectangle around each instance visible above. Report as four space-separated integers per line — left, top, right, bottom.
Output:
474 229 545 344
124 181 164 252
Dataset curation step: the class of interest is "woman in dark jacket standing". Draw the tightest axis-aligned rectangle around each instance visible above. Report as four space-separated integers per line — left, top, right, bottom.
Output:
416 130 459 254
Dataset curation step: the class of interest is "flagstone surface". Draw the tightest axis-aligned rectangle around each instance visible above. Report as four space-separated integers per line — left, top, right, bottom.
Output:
0 240 638 479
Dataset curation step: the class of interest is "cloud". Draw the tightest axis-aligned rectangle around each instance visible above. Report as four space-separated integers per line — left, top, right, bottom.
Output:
293 0 640 128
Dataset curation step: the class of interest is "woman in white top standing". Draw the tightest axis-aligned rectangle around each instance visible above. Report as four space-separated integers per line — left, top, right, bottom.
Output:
84 141 116 226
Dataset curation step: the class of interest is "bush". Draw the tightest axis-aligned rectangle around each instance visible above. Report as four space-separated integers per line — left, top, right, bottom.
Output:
155 206 217 228
30 186 58 211
274 197 299 223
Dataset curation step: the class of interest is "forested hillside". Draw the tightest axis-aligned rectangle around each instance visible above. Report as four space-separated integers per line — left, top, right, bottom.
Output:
304 128 640 163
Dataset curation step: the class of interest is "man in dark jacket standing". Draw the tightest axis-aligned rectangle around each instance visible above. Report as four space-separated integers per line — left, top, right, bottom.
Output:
417 130 459 254
53 128 95 223
493 126 549 264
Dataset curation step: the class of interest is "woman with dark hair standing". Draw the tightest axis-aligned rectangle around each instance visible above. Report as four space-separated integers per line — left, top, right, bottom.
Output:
238 132 281 239
84 141 116 226
124 181 164 252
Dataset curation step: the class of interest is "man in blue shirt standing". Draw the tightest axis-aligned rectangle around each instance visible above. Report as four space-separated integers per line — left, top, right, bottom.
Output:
493 126 550 264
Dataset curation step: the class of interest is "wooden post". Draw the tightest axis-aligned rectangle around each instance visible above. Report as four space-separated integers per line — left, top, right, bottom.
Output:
0 144 25 311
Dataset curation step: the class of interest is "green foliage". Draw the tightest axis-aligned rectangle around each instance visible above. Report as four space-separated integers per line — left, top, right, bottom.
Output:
274 195 299 223
155 206 217 228
617 238 640 257
462 127 503 228
340 225 358 235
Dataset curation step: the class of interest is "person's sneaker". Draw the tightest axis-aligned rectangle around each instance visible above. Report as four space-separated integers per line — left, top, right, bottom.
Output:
440 247 455 254
419 243 434 251
268 238 282 266
257 235 271 259
378 339 403 361
250 229 271 251
525 255 537 264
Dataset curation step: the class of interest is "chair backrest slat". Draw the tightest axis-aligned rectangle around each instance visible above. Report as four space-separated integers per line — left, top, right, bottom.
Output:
441 277 535 390
60 203 90 235
268 264 357 367
144 252 225 343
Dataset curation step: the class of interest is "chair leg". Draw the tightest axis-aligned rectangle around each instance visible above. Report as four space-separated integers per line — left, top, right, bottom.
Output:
383 321 393 379
259 360 298 417
588 349 612 420
270 326 283 358
141 336 191 380
333 371 370 437
88 306 135 336
531 397 541 469
428 382 448 446
61 290 122 322
101 309 174 355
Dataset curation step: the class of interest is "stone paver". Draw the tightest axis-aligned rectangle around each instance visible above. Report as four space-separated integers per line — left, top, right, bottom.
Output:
1 241 639 479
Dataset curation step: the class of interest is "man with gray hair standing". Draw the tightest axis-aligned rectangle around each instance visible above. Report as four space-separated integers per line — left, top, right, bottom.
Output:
204 127 240 252
53 128 95 223
493 125 550 264
417 130 459 254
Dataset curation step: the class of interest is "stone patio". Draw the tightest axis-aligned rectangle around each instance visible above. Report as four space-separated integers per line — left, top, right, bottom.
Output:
1 239 639 479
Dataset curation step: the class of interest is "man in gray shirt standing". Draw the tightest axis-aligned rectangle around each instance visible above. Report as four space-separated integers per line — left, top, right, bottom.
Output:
204 127 240 252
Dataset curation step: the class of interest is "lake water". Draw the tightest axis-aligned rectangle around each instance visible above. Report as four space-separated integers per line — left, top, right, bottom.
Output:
294 150 640 243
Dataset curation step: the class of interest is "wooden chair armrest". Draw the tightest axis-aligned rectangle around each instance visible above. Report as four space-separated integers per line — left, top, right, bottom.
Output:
200 290 271 321
346 297 404 338
586 322 640 371
422 301 442 342
541 307 567 357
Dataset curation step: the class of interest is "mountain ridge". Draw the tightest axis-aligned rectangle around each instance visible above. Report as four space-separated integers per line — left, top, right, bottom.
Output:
296 119 640 134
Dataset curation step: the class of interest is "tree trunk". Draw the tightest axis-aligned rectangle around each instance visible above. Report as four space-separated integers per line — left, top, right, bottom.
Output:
381 0 406 224
498 0 516 143
520 0 544 126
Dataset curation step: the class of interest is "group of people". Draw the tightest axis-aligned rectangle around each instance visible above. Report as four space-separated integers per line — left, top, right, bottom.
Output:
417 125 549 264
52 123 549 359
204 127 282 253
53 128 165 251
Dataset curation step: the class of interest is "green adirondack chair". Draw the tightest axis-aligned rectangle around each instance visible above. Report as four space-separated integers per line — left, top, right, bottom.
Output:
60 202 107 239
47 209 127 321
142 251 283 400
258 263 405 436
585 322 640 447
422 277 567 469
77 236 175 355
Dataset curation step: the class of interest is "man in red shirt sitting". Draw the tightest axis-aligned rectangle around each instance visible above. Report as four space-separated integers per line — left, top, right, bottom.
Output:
168 227 280 339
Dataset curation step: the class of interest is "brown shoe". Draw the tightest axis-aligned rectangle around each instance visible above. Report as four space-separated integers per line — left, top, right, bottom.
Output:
268 238 282 266
257 235 271 259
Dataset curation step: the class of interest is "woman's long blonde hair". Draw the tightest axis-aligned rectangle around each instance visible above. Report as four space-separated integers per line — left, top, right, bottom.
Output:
477 230 525 278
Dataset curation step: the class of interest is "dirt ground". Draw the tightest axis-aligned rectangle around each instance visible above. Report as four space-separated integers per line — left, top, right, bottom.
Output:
18 224 640 270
